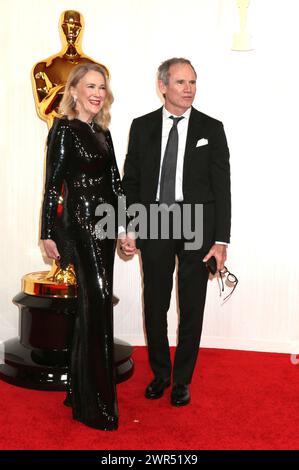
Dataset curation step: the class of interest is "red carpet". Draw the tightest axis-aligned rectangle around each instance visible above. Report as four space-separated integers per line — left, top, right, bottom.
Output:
1 347 299 450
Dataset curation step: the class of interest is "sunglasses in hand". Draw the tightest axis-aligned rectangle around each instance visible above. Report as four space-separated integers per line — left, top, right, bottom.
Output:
206 256 238 303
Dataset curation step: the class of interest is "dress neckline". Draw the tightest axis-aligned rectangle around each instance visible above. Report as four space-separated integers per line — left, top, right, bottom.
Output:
73 118 97 133
86 121 95 133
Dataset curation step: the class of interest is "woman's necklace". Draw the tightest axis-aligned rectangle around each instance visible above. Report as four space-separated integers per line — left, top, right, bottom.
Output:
87 121 95 133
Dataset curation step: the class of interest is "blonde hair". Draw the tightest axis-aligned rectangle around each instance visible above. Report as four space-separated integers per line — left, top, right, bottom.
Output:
59 63 113 130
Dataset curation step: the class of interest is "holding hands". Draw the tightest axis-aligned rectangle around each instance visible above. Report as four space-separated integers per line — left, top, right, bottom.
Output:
118 232 136 256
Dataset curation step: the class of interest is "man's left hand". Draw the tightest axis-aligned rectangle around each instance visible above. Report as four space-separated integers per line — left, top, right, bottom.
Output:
203 244 227 271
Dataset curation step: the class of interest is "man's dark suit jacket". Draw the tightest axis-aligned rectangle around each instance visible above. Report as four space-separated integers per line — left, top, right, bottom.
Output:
123 106 231 244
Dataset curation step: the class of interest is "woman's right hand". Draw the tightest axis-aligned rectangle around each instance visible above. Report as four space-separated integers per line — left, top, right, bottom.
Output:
42 239 60 261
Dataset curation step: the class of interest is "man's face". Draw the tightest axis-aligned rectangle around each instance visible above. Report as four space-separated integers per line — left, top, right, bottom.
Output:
158 63 197 115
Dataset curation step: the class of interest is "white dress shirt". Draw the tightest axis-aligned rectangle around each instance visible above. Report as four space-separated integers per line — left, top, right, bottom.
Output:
156 107 191 202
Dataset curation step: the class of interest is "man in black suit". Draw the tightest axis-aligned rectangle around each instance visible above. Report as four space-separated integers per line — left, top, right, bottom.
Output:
121 58 231 406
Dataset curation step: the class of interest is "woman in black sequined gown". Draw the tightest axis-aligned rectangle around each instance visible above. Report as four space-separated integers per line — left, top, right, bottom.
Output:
41 63 129 430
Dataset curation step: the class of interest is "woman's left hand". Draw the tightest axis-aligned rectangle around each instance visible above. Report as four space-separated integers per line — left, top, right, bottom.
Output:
42 239 61 261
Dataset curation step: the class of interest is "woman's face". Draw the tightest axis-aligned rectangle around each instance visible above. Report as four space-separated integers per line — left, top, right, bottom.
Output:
71 70 107 122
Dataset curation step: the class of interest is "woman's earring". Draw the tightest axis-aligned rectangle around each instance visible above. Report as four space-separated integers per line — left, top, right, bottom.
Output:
73 96 77 106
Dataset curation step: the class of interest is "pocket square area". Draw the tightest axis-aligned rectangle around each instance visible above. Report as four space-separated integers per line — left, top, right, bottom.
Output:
196 138 208 147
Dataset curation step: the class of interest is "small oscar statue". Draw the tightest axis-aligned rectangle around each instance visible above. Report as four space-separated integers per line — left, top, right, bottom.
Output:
232 0 253 51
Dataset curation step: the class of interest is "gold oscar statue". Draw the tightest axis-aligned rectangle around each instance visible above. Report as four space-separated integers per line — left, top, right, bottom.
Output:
232 0 253 51
23 10 109 297
32 10 109 128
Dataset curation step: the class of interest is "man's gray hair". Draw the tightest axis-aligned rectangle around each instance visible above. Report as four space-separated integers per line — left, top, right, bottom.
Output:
157 58 197 85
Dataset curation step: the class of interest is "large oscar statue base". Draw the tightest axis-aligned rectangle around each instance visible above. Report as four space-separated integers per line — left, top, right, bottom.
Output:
0 267 134 390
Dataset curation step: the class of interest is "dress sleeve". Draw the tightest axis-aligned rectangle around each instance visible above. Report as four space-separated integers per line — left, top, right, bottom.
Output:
40 119 70 239
105 130 124 199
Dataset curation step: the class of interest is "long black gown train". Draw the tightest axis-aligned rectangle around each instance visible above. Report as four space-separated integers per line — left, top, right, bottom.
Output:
41 118 124 430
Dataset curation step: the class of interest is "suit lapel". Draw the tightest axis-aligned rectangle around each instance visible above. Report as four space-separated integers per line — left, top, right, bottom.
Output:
183 107 205 193
184 107 205 162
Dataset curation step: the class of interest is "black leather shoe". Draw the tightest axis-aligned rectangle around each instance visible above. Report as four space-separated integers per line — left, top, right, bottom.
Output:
145 377 171 399
171 383 190 406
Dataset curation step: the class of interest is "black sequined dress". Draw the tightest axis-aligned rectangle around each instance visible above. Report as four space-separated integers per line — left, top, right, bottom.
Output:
41 118 124 430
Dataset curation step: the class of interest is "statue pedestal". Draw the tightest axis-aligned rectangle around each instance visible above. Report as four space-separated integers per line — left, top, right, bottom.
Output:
0 273 134 390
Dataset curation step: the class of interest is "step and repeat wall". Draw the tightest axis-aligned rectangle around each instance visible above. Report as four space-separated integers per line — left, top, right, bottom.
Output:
1 0 298 353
